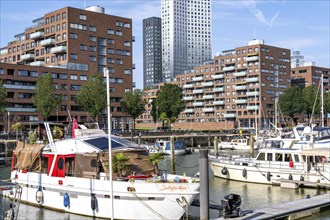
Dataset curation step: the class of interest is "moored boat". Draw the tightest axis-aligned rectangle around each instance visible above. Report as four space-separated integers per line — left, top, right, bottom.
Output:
209 147 330 186
7 126 199 219
148 139 187 155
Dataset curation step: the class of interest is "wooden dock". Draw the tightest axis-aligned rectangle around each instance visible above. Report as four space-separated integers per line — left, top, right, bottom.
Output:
215 193 330 220
276 178 330 190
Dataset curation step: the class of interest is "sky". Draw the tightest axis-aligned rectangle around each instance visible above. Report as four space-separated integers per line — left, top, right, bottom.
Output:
0 0 329 89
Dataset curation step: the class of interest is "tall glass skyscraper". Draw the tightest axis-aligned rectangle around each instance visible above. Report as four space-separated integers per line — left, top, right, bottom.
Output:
161 0 212 81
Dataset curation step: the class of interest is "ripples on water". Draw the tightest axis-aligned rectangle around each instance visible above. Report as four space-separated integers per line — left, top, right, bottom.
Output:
1 151 329 219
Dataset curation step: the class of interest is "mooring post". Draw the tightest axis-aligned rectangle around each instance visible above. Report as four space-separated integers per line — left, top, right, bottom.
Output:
170 136 175 174
199 148 209 220
191 137 194 149
250 134 255 158
219 136 222 150
213 136 218 156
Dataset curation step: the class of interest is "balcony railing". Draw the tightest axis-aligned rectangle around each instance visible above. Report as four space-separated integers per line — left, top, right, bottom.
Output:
201 82 213 87
246 91 259 96
235 99 248 104
184 109 194 113
30 31 44 39
6 107 36 112
193 89 204 94
246 56 259 62
20 54 35 61
203 95 214 99
203 108 214 112
213 100 225 105
183 96 194 101
192 76 204 81
183 84 194 89
235 85 247 90
213 87 224 92
246 77 259 83
51 46 67 54
30 61 44 66
40 38 55 46
4 84 35 90
212 74 224 79
224 113 236 118
233 71 247 77
223 66 235 71
193 102 204 106
247 105 259 110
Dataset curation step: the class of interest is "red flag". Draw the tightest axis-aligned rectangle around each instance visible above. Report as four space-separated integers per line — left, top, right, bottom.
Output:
72 118 78 138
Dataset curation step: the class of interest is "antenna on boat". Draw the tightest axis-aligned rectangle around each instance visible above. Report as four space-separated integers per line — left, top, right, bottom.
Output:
321 74 324 127
44 122 55 152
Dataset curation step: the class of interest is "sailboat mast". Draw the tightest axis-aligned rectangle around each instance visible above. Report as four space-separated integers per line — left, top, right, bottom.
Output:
321 74 324 127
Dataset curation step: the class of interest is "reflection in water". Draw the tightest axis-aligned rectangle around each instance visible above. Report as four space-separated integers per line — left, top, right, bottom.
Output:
1 153 329 219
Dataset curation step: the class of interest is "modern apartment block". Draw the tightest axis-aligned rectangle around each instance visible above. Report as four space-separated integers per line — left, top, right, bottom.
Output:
0 6 134 131
291 50 305 68
143 17 162 89
291 64 330 91
161 0 212 82
137 40 291 131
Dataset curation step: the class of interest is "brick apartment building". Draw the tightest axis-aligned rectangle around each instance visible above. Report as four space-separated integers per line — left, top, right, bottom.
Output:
137 39 292 131
0 5 134 132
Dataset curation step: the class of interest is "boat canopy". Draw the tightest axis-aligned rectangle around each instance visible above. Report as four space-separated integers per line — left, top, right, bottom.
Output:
83 136 140 151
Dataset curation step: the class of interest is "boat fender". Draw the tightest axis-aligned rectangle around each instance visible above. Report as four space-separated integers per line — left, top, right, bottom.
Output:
63 193 70 208
91 194 97 211
300 175 304 181
221 167 228 175
35 188 43 204
242 168 247 178
266 172 271 182
288 174 293 180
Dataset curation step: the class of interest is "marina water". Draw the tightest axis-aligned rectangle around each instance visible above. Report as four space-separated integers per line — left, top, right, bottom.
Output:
1 152 329 219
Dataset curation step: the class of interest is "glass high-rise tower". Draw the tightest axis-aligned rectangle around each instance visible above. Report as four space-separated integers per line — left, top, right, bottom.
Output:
161 0 212 81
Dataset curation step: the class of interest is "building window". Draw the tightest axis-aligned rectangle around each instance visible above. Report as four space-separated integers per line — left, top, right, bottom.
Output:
70 74 78 80
70 33 77 39
89 56 96 62
124 69 131 75
108 58 114 64
89 36 96 42
124 41 131 47
51 16 55 23
116 30 123 36
62 12 66 19
108 29 115 35
62 23 66 30
80 44 87 51
124 23 131 28
89 26 96 32
108 39 114 45
89 46 96 52
70 54 78 60
116 59 123 65
80 75 87 81
116 21 123 27
80 14 87 20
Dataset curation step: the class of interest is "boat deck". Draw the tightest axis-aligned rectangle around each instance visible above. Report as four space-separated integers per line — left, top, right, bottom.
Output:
216 193 330 220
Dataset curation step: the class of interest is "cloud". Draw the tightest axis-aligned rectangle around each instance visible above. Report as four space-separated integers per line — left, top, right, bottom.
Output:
273 38 323 49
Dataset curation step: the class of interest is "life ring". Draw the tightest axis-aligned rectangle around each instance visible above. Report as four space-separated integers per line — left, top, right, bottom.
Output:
266 172 271 182
242 168 247 178
221 167 228 175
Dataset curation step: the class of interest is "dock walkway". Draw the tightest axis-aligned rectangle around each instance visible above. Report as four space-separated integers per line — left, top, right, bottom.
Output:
216 193 330 220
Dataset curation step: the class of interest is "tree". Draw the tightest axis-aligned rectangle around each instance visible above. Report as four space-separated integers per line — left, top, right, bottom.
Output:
120 89 146 130
147 152 164 175
325 92 330 116
0 80 8 114
152 84 186 129
112 152 130 177
33 73 62 121
76 75 107 121
278 86 304 126
11 122 25 140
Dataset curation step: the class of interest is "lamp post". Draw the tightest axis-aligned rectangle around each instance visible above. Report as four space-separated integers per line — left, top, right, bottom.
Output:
103 68 114 220
7 111 10 134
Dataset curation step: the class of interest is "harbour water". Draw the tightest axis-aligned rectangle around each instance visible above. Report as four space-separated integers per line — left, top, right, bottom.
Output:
0 151 329 219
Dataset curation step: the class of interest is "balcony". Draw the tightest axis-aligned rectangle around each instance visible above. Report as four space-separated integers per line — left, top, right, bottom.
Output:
192 76 204 81
201 82 213 87
193 102 204 106
235 85 247 90
246 56 259 62
224 113 236 118
3 84 35 90
203 95 214 99
212 74 224 79
203 108 214 112
213 87 224 92
233 71 247 77
193 89 204 94
6 107 36 112
246 91 259 96
20 53 35 61
30 61 44 66
184 109 194 113
183 84 194 89
213 100 225 105
223 66 235 71
40 38 55 46
235 99 248 104
183 96 194 101
30 31 44 39
247 105 259 110
51 46 67 54
246 77 259 83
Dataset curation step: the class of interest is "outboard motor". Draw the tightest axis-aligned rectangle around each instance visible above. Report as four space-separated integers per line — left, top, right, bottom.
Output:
221 193 242 218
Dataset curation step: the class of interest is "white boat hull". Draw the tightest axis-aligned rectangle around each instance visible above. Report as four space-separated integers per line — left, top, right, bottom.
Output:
10 171 199 219
209 159 329 185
